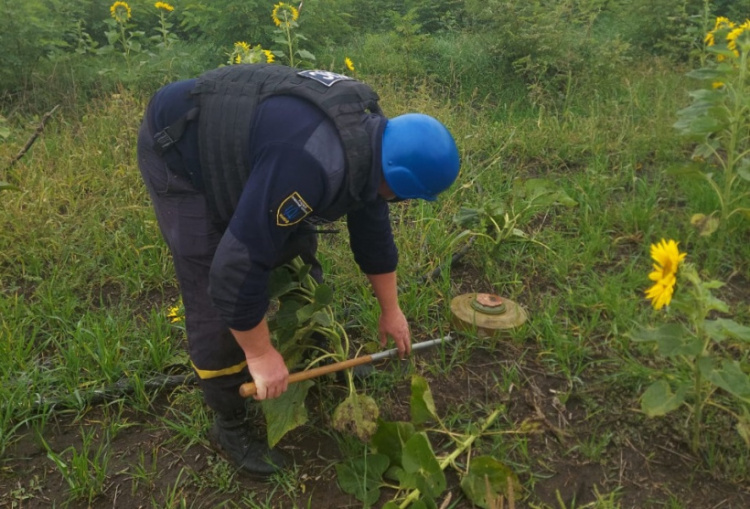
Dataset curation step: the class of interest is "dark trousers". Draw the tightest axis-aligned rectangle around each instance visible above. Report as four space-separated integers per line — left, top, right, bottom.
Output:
137 117 321 417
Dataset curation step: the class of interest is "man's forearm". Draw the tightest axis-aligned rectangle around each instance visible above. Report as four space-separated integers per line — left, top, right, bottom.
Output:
231 319 274 359
366 271 400 312
231 318 289 400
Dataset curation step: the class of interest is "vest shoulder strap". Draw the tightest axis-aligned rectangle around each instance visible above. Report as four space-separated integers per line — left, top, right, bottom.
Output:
152 107 199 156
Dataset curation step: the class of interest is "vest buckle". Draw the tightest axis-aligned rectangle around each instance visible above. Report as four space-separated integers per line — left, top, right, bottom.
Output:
153 128 176 155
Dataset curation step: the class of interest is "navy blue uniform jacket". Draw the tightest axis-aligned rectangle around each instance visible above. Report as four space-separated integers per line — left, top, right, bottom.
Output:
148 79 398 331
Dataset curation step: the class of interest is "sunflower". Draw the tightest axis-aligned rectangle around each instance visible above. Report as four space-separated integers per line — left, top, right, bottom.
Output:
345 57 355 72
645 274 677 311
713 16 735 32
155 2 174 12
230 43 275 65
234 41 251 53
110 1 132 22
706 17 739 47
727 26 746 56
272 2 299 28
645 239 686 310
230 42 251 65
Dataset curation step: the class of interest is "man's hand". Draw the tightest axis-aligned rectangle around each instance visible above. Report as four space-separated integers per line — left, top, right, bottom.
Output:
379 307 412 358
366 271 412 358
245 347 289 400
231 320 289 401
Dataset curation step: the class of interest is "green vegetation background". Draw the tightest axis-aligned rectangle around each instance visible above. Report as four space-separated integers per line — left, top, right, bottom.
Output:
1 0 750 507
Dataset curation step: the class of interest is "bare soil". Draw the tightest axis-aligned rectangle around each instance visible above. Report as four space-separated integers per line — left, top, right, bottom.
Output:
2 336 749 508
2 265 749 508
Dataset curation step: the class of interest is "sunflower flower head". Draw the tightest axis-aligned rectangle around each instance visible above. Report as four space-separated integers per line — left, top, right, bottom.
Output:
345 57 355 72
645 239 687 310
714 16 735 32
110 1 132 23
704 17 750 60
230 41 251 65
272 2 299 28
155 2 174 12
727 27 742 50
726 25 749 57
230 42 274 65
234 41 251 53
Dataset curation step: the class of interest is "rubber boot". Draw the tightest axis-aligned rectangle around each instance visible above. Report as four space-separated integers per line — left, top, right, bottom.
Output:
209 410 288 476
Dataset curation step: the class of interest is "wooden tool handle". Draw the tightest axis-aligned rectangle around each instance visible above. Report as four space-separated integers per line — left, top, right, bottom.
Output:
239 354 375 398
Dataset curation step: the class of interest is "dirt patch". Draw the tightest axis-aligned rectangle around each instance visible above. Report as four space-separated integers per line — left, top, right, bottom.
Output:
2 336 750 508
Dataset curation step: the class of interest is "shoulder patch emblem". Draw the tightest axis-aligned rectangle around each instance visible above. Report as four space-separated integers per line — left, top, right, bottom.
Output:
276 192 313 226
297 70 353 87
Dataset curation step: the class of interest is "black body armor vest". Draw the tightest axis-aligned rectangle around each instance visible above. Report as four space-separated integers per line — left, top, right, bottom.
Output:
189 64 382 225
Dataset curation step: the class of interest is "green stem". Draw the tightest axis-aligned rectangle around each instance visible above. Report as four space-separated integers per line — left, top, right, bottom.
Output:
734 146 750 160
119 23 130 70
344 369 356 395
687 277 711 455
160 14 168 47
692 362 704 454
699 0 710 67
727 206 750 218
285 21 294 67
703 173 726 213
397 408 502 509
722 49 748 216
705 398 743 421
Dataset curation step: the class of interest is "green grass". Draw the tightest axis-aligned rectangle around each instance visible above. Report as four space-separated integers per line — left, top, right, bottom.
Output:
1 52 749 507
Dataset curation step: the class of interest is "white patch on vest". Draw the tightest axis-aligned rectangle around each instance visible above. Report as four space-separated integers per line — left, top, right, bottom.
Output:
276 192 313 226
298 70 353 87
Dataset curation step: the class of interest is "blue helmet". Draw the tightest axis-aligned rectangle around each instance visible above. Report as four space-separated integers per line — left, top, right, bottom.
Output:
381 113 460 201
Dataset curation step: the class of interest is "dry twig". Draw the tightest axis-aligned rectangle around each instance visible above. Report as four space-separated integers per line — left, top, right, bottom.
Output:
6 104 60 172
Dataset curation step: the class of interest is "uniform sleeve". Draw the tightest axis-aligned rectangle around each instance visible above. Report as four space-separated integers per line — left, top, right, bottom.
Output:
346 200 398 275
209 143 328 331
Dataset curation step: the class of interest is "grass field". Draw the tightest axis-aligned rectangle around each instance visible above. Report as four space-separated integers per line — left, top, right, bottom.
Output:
1 55 749 508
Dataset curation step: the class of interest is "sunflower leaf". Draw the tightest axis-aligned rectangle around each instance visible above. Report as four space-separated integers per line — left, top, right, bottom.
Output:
698 358 750 400
261 381 313 447
704 318 750 343
335 453 389 506
641 380 687 417
410 376 440 426
630 324 701 358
